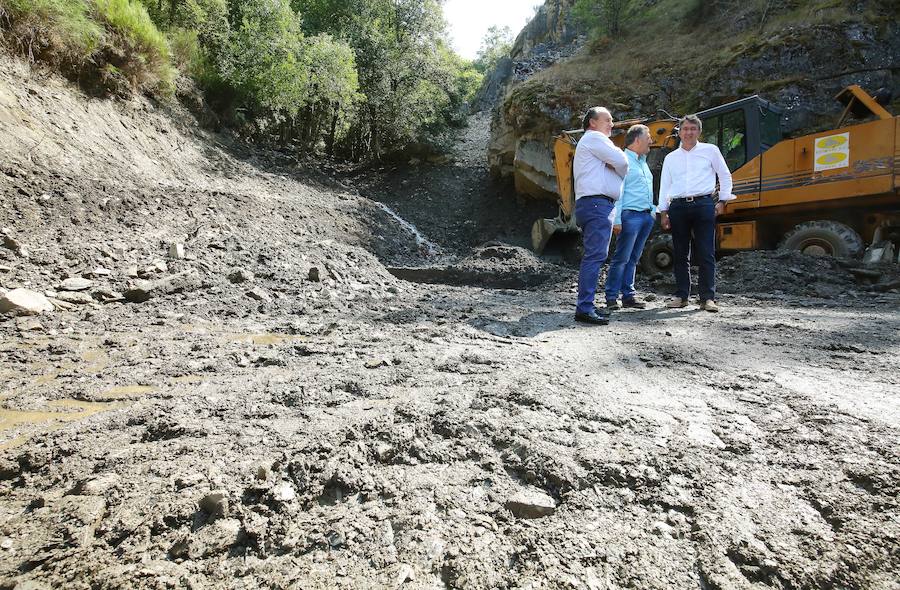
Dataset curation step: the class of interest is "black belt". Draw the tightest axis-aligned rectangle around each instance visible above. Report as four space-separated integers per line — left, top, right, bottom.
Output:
670 194 712 203
581 194 616 203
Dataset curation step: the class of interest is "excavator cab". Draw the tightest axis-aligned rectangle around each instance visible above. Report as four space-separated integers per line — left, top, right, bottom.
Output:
695 96 783 171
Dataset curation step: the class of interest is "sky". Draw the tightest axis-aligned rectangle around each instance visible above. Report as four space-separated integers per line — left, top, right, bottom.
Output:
443 0 537 59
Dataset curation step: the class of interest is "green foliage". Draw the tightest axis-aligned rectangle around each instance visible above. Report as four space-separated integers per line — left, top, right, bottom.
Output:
0 0 485 159
473 25 512 73
94 0 174 91
0 0 103 63
573 0 631 36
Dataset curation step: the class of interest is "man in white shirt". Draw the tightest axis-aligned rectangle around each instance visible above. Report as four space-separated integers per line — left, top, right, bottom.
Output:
573 107 629 325
658 114 735 312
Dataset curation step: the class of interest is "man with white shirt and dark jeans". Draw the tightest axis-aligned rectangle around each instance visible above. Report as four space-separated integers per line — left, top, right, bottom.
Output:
573 106 628 325
659 114 735 312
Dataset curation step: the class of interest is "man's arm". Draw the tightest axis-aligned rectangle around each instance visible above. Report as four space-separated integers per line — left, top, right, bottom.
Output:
613 196 623 231
658 157 672 230
711 146 734 203
587 134 628 177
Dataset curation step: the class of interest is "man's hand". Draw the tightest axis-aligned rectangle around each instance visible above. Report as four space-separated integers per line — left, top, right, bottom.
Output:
660 213 671 231
613 224 622 236
715 202 726 217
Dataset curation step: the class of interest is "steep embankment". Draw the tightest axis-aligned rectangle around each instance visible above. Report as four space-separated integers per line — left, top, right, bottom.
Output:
488 0 900 200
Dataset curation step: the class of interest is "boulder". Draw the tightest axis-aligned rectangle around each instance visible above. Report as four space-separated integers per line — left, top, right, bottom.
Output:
505 489 557 519
0 289 53 315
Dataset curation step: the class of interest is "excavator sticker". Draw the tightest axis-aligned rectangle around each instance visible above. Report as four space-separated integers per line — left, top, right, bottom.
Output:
815 132 850 171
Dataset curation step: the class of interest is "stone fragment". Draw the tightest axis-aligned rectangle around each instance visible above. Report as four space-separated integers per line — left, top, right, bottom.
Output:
92 287 124 302
54 291 94 305
124 269 202 303
199 491 228 517
0 289 53 315
168 243 185 259
246 287 271 302
15 317 42 331
0 265 11 273
58 277 94 291
1 228 27 257
47 297 74 311
0 537 12 550
505 489 557 519
272 481 296 502
228 268 254 283
308 267 321 282
71 473 121 496
364 358 390 369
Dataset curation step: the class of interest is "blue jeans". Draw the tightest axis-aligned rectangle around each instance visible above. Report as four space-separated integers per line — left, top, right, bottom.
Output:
605 210 654 301
575 196 614 314
668 198 716 301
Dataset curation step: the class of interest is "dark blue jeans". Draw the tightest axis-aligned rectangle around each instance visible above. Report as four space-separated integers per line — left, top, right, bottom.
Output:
605 210 654 301
668 198 716 301
575 196 614 314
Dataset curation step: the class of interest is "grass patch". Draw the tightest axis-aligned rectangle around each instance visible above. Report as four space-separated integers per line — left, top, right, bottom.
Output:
0 0 102 65
0 0 174 95
94 0 174 93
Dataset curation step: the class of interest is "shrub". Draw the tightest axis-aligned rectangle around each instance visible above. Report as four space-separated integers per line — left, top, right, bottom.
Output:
0 0 102 65
93 0 174 93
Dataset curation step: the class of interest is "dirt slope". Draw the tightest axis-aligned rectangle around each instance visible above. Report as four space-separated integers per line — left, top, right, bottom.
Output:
1 57 899 590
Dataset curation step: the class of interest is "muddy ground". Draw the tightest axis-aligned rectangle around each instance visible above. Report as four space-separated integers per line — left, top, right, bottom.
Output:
1 57 899 590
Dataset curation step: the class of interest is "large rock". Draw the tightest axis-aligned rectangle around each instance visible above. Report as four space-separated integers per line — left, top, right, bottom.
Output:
124 269 202 303
0 289 53 315
505 489 557 519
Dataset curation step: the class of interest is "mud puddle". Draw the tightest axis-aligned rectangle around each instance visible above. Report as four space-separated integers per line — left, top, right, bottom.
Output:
0 399 121 450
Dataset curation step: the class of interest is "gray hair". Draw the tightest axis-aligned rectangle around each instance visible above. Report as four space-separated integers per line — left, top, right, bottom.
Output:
680 114 702 132
582 106 611 131
625 124 650 147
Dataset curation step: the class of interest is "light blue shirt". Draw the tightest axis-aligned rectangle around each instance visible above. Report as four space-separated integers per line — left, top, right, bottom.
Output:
614 149 656 225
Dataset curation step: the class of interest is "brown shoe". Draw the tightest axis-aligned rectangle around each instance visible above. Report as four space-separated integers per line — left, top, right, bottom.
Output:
700 300 719 312
665 297 688 309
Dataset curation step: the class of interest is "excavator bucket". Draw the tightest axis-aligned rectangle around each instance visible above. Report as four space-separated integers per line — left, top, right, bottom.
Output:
532 216 577 254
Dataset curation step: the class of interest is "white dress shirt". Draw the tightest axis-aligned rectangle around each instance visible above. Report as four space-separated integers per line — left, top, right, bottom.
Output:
658 142 735 212
574 130 628 200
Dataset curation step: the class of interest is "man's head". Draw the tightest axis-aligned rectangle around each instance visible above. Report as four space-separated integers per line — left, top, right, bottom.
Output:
678 114 702 149
625 124 651 155
582 107 614 136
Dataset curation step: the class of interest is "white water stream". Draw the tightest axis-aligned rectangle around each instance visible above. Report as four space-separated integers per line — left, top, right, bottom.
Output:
374 202 442 258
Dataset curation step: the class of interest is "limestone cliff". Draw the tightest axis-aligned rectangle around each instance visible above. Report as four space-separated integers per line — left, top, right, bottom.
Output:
486 0 900 202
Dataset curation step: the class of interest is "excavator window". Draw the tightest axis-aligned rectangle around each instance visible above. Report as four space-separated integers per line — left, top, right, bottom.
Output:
760 107 782 148
700 110 747 171
721 110 747 171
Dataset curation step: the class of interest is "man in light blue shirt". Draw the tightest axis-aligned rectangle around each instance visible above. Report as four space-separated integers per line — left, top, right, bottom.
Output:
605 124 656 309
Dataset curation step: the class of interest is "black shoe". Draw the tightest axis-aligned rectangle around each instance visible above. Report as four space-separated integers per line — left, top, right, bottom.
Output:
605 299 619 310
593 306 611 317
575 309 610 325
622 298 647 309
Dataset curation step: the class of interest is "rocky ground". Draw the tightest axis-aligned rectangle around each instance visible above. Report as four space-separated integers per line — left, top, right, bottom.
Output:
1 57 899 590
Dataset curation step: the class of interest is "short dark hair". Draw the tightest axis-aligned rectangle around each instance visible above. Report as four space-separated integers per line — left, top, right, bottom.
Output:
680 114 702 132
582 106 609 131
625 124 649 148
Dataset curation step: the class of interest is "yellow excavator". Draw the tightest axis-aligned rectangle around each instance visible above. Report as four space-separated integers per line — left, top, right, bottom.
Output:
533 85 900 272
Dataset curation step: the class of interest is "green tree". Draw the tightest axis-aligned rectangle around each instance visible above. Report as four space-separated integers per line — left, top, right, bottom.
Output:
473 25 512 73
573 0 631 36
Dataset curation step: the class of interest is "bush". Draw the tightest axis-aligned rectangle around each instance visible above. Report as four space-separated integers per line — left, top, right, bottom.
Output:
0 0 102 65
93 0 174 92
